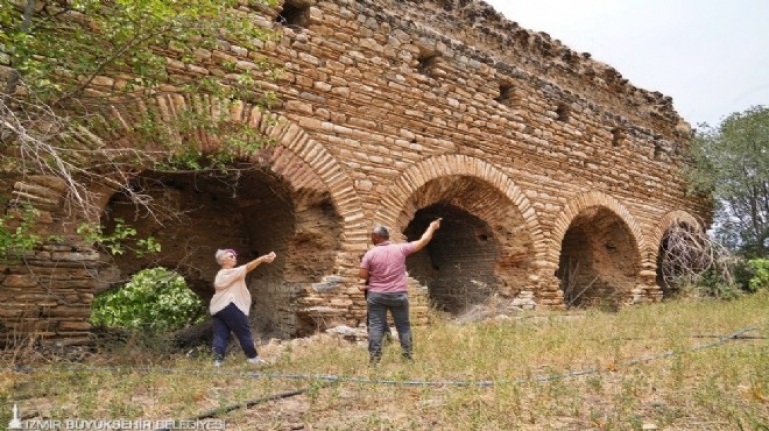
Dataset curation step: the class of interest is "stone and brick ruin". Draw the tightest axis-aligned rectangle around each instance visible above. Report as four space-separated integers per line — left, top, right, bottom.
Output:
0 0 710 347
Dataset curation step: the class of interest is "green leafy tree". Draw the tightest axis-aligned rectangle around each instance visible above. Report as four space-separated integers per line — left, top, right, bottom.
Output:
687 105 769 256
0 0 279 208
90 267 205 332
0 0 280 255
77 217 161 257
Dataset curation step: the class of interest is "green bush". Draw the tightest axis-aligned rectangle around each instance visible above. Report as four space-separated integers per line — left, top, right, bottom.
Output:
696 266 741 300
747 258 769 292
91 268 205 333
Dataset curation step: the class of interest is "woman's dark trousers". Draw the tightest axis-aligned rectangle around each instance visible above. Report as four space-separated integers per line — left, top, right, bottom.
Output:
212 302 258 360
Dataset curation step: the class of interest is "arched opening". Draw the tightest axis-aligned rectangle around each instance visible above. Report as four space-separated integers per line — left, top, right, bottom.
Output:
99 166 341 340
397 175 535 315
656 222 706 298
404 204 498 314
556 207 639 310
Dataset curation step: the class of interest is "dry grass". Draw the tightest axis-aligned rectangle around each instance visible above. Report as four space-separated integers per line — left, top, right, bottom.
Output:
2 291 769 431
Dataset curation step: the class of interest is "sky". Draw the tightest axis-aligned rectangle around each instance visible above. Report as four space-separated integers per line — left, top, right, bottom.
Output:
482 0 769 128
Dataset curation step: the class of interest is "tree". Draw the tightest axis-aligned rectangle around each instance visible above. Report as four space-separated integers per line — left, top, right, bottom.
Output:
0 0 280 244
687 105 769 256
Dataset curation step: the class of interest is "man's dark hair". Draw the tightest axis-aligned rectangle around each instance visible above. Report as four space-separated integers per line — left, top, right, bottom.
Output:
372 225 390 239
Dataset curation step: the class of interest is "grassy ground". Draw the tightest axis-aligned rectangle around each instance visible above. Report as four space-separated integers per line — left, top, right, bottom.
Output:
2 292 769 431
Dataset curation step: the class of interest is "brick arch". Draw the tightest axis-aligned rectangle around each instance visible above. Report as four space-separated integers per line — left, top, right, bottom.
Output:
649 210 705 257
150 95 369 254
551 191 649 307
92 97 369 336
374 154 545 256
550 190 647 266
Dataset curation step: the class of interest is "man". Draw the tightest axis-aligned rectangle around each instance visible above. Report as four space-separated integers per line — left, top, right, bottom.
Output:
359 218 441 363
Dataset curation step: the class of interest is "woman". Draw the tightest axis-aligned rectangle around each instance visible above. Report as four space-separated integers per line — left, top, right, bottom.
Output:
210 248 276 367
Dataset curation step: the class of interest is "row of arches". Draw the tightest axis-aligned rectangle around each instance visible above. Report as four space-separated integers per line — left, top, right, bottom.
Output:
95 107 703 338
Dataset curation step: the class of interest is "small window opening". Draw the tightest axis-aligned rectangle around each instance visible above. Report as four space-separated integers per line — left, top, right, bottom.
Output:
495 83 516 106
653 141 664 160
276 2 309 28
611 127 626 147
556 104 571 122
417 53 440 76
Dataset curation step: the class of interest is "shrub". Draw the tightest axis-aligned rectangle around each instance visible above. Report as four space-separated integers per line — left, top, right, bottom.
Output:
747 258 769 292
91 267 205 333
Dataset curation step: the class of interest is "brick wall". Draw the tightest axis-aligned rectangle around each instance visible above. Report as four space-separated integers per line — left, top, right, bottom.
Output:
0 0 710 345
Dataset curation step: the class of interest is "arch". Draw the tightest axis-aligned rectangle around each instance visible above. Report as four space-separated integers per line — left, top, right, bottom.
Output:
649 210 704 258
652 210 707 298
374 154 545 257
110 94 368 255
550 190 647 265
552 191 646 308
95 95 367 337
372 155 546 312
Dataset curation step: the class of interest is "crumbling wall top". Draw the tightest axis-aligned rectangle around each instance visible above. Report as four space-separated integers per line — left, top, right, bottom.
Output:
357 0 688 137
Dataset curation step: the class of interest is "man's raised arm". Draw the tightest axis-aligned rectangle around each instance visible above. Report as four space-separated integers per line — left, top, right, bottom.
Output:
410 218 441 252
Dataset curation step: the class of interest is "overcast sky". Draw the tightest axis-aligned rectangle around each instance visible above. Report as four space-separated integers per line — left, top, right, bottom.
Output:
482 0 769 128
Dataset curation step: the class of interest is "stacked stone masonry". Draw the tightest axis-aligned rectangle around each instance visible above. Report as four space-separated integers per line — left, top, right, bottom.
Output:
0 0 710 345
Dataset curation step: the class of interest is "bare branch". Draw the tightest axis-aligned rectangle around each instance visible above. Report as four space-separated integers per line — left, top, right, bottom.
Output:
659 224 736 296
